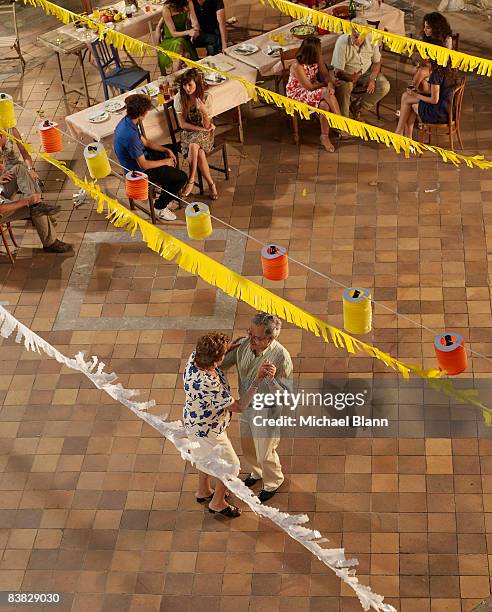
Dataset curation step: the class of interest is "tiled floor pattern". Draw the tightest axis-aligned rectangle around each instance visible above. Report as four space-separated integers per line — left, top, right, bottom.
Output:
1 0 492 609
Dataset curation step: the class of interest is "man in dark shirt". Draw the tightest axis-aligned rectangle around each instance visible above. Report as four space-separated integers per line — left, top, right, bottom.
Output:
114 94 187 222
192 0 227 57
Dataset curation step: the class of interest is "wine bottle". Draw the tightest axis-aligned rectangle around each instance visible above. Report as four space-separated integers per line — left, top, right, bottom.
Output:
348 0 357 19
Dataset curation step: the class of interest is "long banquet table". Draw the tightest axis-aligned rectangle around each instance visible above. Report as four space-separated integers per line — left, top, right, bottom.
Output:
65 54 257 143
225 0 406 77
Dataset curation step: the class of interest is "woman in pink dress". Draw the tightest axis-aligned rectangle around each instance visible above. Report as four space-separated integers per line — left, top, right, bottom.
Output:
286 36 342 152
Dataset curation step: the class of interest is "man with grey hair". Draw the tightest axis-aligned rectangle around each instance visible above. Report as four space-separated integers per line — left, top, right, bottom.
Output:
221 312 293 502
331 17 390 119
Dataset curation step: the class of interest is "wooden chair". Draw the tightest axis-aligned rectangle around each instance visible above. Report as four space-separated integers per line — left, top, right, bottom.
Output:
162 99 229 195
416 78 465 151
128 181 157 225
0 222 18 265
451 33 460 51
0 2 25 73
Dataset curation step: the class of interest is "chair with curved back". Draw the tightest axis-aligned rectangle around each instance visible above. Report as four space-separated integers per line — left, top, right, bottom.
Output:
0 222 18 265
417 78 465 151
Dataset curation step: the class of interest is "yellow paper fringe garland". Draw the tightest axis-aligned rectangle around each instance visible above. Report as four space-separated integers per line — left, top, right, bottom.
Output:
260 0 492 77
2 127 490 423
21 0 492 172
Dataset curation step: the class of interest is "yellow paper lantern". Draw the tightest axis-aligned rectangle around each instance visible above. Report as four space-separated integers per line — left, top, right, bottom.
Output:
185 202 212 239
343 287 372 335
0 93 16 129
84 142 111 179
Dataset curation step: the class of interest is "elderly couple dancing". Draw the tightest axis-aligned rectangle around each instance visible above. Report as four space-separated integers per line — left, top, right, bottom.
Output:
183 312 293 518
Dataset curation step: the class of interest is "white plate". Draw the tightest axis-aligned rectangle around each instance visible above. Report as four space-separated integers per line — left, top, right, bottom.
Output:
356 0 372 7
235 43 259 55
262 45 283 57
135 84 159 97
88 110 110 123
204 73 227 85
104 99 125 113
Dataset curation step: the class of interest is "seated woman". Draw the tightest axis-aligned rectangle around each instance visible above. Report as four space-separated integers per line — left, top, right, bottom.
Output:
174 69 217 200
183 333 273 517
412 13 453 94
395 47 456 139
157 0 199 75
286 36 342 152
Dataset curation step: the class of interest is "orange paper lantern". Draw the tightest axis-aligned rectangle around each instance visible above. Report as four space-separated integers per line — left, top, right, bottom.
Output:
39 120 63 153
434 332 468 375
261 244 289 281
125 170 149 201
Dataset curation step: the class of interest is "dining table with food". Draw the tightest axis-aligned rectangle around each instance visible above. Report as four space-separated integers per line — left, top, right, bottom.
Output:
55 0 163 45
65 53 257 143
224 0 405 77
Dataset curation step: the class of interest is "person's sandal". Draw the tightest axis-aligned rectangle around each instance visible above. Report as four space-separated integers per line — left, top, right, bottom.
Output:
196 494 214 504
181 180 194 198
209 182 218 201
320 135 335 153
208 504 241 518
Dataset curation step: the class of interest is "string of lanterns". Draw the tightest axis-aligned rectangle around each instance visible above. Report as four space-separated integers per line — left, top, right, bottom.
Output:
0 92 469 376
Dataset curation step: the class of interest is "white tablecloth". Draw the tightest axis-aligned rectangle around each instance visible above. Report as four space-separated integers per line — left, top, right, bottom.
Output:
225 0 405 77
65 54 257 142
57 0 162 44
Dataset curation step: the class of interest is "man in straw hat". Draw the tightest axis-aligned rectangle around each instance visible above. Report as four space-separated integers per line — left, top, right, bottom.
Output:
331 16 390 120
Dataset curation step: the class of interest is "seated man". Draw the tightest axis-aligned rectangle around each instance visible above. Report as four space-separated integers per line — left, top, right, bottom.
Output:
0 161 73 254
192 0 227 56
331 17 390 120
114 94 187 222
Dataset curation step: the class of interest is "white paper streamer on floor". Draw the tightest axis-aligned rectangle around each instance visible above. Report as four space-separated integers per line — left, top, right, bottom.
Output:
0 304 396 612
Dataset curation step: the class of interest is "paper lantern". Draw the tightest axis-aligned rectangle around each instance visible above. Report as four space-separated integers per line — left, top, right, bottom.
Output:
39 120 63 153
84 142 111 179
0 93 16 129
125 170 148 200
185 202 212 239
434 332 467 375
343 287 372 335
261 244 289 281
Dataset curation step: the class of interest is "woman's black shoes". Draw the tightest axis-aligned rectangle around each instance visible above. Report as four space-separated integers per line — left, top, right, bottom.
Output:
208 504 241 518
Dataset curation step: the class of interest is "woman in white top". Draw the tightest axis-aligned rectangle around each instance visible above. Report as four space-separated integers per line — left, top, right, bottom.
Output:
412 12 453 94
173 68 217 200
183 333 274 517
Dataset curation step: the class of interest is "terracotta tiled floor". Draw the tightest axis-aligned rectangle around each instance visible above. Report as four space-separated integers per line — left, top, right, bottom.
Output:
1 0 492 610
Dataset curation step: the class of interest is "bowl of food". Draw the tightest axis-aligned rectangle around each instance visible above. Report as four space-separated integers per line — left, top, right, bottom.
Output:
290 24 316 39
332 5 350 18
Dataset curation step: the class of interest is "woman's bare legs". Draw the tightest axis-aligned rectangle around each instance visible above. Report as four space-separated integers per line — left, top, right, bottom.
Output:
396 90 420 136
181 143 200 197
318 97 335 152
196 471 214 499
208 479 228 512
197 149 217 199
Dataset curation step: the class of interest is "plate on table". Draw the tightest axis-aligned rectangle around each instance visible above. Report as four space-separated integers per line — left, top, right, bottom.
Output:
262 45 284 57
235 43 259 55
104 99 125 113
88 110 110 123
204 73 227 85
136 83 159 97
356 0 372 7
